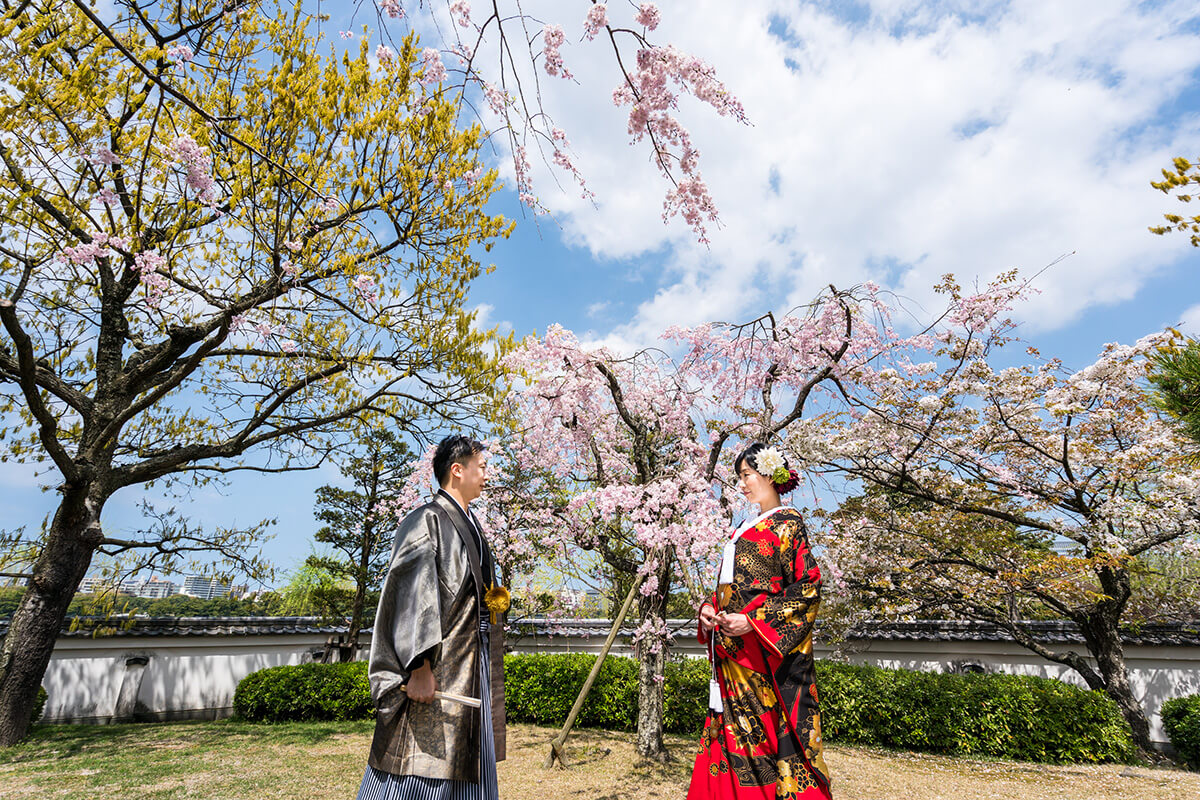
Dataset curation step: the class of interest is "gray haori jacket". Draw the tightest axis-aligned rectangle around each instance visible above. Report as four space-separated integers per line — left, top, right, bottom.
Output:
367 491 506 780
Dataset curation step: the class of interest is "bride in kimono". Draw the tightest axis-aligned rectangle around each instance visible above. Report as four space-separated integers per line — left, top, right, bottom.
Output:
688 443 832 800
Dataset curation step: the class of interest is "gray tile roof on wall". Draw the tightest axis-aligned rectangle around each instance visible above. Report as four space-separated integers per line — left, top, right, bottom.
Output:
0 615 349 639
2 615 1198 646
846 619 1200 647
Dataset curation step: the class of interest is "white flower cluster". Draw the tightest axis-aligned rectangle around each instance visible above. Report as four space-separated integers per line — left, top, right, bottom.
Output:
753 447 786 476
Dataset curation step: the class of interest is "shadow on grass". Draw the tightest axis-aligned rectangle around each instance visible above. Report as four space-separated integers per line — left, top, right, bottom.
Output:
0 718 376 763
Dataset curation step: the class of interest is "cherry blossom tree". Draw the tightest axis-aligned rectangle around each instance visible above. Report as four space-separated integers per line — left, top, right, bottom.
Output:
0 1 510 744
498 286 899 757
807 276 1200 756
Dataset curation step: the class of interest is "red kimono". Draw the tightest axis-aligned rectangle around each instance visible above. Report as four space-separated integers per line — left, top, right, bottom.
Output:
688 507 831 800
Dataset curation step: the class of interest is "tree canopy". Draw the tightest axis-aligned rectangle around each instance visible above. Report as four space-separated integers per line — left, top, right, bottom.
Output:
0 0 510 744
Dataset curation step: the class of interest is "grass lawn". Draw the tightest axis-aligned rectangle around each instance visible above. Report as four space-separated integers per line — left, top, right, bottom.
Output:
0 720 1195 799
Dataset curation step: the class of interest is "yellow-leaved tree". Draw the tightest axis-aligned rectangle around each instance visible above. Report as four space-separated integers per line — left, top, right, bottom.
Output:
1151 156 1200 247
0 0 512 744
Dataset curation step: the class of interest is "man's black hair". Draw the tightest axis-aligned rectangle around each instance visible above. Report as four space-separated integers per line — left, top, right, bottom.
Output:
432 435 486 487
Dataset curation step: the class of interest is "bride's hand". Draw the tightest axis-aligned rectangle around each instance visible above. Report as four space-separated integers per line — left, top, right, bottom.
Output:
698 602 718 633
716 612 753 636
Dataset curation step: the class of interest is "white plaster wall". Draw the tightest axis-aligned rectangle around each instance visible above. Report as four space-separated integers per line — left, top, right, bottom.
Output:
41 635 329 723
41 655 125 721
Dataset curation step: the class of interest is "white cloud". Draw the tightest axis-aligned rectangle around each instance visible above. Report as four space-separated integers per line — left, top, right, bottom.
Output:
475 0 1200 350
1179 303 1200 335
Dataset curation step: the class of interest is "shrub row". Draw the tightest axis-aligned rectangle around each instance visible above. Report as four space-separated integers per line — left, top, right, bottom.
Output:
815 662 1134 763
233 661 372 722
504 652 709 734
1162 694 1200 769
504 654 1134 763
232 653 1136 763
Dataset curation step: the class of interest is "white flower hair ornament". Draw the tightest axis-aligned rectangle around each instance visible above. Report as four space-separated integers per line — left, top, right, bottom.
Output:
752 447 800 494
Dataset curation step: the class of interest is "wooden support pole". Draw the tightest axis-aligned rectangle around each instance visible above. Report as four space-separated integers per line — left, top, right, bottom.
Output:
543 571 645 769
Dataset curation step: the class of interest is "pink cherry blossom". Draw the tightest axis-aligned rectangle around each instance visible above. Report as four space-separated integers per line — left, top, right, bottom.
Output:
583 3 608 40
419 48 448 85
635 3 661 30
379 0 404 19
87 147 120 167
165 44 193 62
167 134 218 205
449 0 471 27
482 82 508 115
133 251 169 306
376 44 396 65
352 274 378 304
541 24 572 79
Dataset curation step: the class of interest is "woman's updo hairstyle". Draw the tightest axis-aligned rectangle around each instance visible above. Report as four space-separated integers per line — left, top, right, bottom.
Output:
734 442 800 495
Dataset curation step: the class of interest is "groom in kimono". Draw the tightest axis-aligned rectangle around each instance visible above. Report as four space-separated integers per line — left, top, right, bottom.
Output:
357 435 507 800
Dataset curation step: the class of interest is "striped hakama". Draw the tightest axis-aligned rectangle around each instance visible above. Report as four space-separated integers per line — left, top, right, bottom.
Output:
357 621 499 800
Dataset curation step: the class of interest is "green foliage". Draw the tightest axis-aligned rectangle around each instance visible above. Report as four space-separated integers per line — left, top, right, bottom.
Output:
229 652 1135 763
31 686 46 724
57 592 282 619
277 561 354 621
1162 694 1200 769
233 662 372 723
309 430 413 638
662 656 711 734
504 654 1135 763
503 653 709 734
1150 337 1200 450
0 586 22 618
816 662 1135 763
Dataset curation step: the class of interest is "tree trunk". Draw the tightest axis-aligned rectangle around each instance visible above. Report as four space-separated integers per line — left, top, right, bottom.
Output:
635 631 667 759
634 560 672 760
1080 614 1156 757
346 580 366 660
347 458 381 660
0 485 103 745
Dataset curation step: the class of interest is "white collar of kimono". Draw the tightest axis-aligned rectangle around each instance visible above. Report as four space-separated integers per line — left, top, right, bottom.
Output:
736 505 793 537
719 505 793 584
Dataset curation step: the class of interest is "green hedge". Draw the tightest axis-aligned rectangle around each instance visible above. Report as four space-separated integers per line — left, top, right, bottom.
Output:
232 653 1135 764
816 662 1134 763
233 662 372 722
1162 694 1200 769
503 653 709 734
504 654 1135 763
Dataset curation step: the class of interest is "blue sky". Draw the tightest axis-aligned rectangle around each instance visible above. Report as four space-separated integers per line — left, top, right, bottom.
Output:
3 0 1200 587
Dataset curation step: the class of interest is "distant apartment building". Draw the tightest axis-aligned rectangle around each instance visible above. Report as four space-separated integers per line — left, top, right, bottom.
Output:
180 576 232 600
77 576 116 595
117 577 179 599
